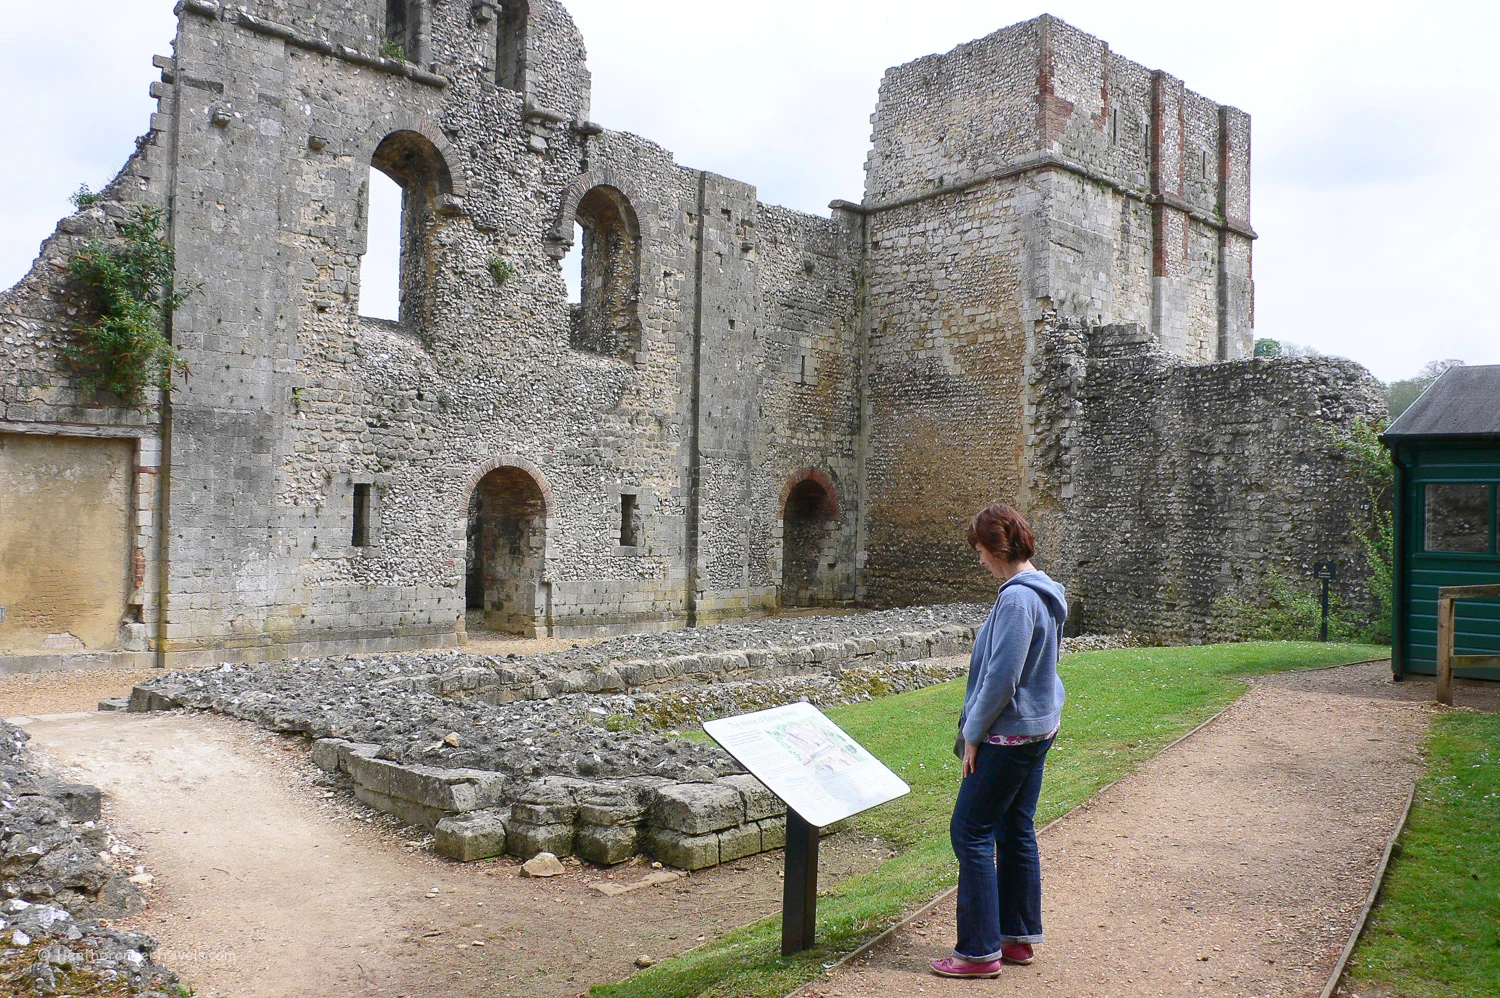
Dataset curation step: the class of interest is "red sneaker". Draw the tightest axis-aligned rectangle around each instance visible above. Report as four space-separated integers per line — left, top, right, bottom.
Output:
930 956 1002 978
1000 943 1034 965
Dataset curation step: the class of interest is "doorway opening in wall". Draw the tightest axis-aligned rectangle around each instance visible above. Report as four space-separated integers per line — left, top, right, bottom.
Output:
466 467 547 636
359 170 402 321
781 477 838 609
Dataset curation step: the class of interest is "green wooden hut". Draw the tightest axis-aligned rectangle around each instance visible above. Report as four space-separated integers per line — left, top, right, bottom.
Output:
1382 364 1500 680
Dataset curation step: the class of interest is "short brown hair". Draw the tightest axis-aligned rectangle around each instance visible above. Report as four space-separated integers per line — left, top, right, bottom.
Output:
966 504 1036 563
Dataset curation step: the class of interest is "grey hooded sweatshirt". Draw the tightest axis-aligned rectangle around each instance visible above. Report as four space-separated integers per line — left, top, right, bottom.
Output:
958 570 1069 746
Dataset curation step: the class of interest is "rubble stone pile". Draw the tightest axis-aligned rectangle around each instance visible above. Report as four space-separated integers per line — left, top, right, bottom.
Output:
0 722 178 995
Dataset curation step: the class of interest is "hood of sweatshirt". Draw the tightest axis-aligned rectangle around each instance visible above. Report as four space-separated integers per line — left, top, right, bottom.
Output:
999 570 1069 627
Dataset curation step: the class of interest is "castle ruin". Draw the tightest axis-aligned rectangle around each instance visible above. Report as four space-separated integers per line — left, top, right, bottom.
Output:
0 0 1384 670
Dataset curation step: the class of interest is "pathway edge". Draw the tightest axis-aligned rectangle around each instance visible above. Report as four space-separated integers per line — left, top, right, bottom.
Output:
1318 780 1419 998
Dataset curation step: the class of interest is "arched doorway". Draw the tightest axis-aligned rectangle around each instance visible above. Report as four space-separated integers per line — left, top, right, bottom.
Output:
465 467 547 635
781 474 839 609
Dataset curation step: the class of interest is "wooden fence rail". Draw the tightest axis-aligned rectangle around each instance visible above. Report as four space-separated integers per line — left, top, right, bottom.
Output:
1435 584 1500 706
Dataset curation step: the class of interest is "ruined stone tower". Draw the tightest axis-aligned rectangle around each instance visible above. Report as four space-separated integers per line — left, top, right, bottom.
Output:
0 1 1382 670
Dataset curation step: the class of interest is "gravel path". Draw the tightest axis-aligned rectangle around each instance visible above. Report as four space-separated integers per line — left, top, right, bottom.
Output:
797 661 1435 998
12 710 885 998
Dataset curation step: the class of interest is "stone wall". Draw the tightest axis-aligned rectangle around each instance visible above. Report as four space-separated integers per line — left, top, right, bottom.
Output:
856 14 1264 615
1 3 1385 666
1047 325 1387 640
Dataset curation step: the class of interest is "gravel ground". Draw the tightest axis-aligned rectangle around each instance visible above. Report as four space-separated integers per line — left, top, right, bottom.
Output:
797 661 1432 998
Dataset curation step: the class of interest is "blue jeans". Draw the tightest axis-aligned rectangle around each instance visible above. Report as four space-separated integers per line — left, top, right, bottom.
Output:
949 737 1052 961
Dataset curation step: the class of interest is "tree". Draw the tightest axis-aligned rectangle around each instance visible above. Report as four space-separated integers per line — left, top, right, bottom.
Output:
1253 338 1281 357
1386 359 1464 421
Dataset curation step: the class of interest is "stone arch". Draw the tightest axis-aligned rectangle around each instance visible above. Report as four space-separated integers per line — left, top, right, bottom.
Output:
464 458 552 636
358 125 461 333
779 468 842 608
460 454 555 517
548 168 649 258
558 183 642 360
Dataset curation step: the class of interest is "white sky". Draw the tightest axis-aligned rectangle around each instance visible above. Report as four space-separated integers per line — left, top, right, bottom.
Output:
3 0 1496 382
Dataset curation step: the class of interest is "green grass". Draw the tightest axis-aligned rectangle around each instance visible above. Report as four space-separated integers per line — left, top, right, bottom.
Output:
595 640 1387 998
1344 711 1500 998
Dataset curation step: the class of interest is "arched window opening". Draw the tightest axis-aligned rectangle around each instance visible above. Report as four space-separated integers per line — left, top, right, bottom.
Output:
781 478 839 608
359 130 452 335
570 186 641 360
359 169 402 321
496 0 528 92
562 222 583 305
384 0 421 62
466 467 547 636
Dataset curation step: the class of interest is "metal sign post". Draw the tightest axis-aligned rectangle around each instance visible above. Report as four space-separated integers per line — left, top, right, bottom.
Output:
702 702 910 958
1314 561 1338 642
780 810 820 956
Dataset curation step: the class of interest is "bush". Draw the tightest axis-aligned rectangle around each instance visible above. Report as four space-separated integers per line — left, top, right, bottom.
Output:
1213 570 1365 643
65 204 190 405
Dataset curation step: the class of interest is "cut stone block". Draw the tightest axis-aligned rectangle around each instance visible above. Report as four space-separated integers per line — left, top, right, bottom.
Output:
718 822 762 863
344 754 505 813
512 799 577 825
720 774 784 822
508 821 574 859
434 811 508 862
650 782 745 834
646 827 720 871
310 737 347 773
578 790 645 827
758 816 786 850
353 785 446 829
576 823 639 865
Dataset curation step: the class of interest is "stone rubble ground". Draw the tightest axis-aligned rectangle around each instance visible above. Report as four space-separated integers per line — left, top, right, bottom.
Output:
0 721 179 996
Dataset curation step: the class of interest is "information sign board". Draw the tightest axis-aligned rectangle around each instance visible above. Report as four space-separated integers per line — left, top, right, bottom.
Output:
703 702 910 829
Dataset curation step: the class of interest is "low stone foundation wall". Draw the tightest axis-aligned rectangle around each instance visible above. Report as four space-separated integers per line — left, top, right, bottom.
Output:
309 738 787 871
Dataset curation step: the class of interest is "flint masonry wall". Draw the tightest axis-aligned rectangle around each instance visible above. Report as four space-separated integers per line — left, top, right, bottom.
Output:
1050 326 1387 640
0 0 859 667
3 3 1381 668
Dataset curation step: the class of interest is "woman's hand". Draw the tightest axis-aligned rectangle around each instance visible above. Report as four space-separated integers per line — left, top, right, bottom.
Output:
961 741 979 779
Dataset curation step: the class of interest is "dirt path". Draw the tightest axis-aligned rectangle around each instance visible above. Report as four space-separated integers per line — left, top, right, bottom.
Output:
14 710 883 998
799 662 1438 998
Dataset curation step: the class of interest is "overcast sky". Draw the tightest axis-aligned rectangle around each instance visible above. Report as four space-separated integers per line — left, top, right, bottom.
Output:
3 0 1495 382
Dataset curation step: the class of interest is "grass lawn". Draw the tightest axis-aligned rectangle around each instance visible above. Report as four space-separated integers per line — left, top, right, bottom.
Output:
594 640 1387 998
1343 711 1500 998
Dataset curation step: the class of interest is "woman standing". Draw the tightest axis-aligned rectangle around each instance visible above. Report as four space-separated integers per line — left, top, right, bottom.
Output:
931 504 1067 980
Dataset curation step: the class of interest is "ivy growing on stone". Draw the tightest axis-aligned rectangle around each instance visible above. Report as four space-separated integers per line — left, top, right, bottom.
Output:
65 204 191 406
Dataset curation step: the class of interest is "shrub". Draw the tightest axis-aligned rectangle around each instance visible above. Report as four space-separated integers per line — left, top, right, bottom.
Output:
488 256 514 285
69 184 103 209
65 204 191 406
1213 570 1365 643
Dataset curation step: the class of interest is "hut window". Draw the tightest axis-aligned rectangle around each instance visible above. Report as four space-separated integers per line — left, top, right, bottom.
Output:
1424 483 1493 554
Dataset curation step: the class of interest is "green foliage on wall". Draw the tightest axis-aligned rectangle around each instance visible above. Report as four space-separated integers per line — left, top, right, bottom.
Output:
65 204 190 406
488 256 514 286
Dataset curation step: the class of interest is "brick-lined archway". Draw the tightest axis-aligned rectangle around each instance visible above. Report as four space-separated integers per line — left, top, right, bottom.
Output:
780 468 841 608
463 457 552 635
